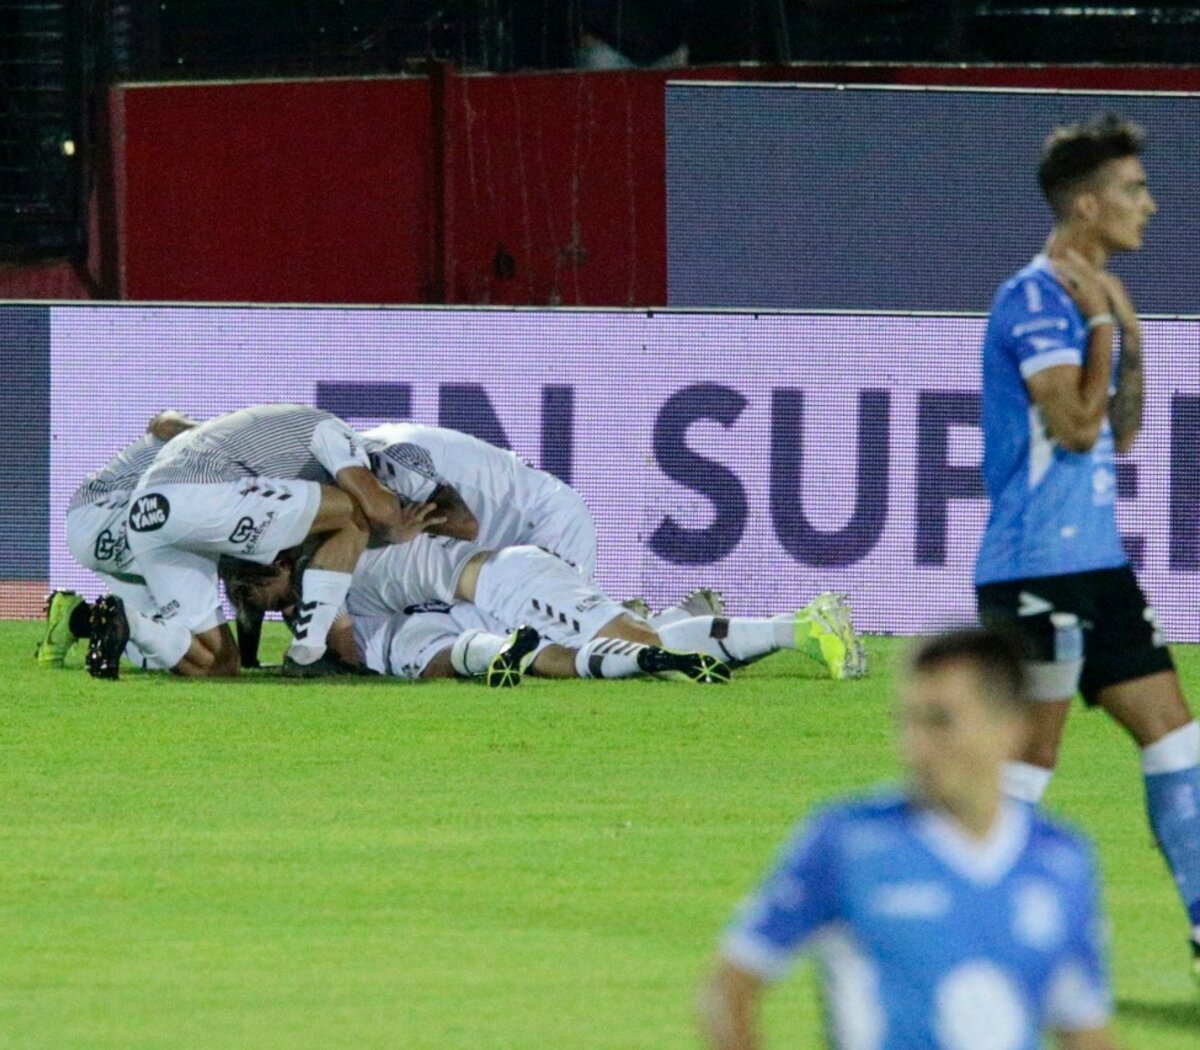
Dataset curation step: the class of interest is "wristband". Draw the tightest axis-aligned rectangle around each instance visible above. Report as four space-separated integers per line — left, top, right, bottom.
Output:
1087 313 1115 331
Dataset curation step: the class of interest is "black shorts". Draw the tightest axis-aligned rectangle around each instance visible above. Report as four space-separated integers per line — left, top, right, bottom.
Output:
976 565 1174 706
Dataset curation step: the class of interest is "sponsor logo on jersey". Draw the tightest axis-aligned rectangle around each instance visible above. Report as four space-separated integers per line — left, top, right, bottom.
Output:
229 511 277 555
129 494 170 532
403 601 454 616
229 517 257 544
869 881 953 919
153 600 180 622
576 594 605 613
94 529 116 560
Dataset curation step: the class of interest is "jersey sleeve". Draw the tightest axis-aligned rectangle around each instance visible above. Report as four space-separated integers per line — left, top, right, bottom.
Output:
368 442 445 503
1045 843 1113 1032
719 809 842 982
1000 277 1084 382
309 417 371 477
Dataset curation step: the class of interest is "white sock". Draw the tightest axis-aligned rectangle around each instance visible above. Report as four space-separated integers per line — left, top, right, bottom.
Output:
449 629 509 678
574 637 647 679
288 568 352 664
1002 761 1054 804
649 606 690 628
656 616 786 665
125 608 192 670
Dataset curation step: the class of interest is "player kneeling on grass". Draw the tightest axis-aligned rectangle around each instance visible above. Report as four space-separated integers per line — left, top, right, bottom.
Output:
87 405 443 681
700 627 1118 1050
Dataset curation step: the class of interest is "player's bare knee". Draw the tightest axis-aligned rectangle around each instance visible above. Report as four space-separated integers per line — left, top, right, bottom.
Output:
595 613 660 647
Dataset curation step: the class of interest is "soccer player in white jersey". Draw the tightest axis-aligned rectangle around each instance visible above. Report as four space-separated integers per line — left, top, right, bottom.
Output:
700 628 1118 1050
361 422 598 576
95 404 438 680
359 422 849 659
974 115 1200 978
222 533 864 687
36 411 198 670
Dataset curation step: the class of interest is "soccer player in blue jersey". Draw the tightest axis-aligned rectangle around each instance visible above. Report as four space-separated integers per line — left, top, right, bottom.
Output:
973 114 1200 978
700 628 1117 1049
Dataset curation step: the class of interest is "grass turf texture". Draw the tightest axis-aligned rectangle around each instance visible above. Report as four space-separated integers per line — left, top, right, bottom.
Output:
2 622 1198 1048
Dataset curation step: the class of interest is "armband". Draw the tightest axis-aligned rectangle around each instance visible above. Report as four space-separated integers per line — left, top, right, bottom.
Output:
1086 313 1115 331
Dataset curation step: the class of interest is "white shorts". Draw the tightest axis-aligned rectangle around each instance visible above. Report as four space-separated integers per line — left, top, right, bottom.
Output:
126 479 322 633
345 535 484 619
66 501 157 613
66 499 138 578
354 603 500 680
520 483 598 579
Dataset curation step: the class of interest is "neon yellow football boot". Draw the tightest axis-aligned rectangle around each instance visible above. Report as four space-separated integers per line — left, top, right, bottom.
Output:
794 591 868 680
34 589 84 668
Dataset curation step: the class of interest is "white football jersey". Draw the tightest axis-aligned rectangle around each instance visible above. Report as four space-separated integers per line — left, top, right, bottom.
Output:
362 423 594 573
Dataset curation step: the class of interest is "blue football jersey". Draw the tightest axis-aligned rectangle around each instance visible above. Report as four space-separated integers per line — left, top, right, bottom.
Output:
974 255 1127 585
721 793 1110 1049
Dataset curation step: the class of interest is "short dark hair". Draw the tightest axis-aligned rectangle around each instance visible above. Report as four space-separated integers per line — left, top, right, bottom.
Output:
1037 113 1146 218
909 627 1030 714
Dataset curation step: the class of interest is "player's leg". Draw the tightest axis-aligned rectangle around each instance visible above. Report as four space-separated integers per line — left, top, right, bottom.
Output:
87 546 233 679
977 578 1086 804
1085 568 1200 966
458 545 730 683
286 484 370 669
653 593 867 680
40 503 132 667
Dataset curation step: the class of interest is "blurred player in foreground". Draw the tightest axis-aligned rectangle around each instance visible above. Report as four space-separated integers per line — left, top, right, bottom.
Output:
974 114 1200 976
699 627 1118 1050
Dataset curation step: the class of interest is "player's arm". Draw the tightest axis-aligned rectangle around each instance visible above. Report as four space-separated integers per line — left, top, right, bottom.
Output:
698 959 766 1050
334 465 445 542
426 483 479 541
1029 251 1117 453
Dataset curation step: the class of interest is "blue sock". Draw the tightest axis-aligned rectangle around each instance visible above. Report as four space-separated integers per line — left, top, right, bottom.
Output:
1144 765 1200 929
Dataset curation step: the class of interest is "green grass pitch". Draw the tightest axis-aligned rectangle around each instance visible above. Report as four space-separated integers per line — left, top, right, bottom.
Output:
2 622 1198 1048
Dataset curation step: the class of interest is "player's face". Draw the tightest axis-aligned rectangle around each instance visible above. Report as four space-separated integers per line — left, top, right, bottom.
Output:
238 564 296 611
900 661 1025 817
1089 155 1156 252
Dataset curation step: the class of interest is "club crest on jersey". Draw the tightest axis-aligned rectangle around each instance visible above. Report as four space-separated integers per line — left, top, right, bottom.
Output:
129 494 170 532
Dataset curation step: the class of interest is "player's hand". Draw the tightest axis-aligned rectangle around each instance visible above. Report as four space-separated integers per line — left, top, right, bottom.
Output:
377 500 447 544
1095 270 1141 343
1047 248 1112 322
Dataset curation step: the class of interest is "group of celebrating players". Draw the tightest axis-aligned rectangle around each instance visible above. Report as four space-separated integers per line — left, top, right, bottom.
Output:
39 406 867 690
34 113 1200 1047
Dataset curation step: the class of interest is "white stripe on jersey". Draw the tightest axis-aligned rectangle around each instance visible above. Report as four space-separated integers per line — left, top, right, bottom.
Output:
145 404 343 486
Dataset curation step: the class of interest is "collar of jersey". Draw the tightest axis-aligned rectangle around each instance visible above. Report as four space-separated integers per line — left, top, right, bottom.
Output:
912 798 1030 886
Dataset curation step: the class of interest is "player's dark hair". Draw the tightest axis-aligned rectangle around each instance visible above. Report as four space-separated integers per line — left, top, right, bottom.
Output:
1038 113 1146 218
910 627 1031 714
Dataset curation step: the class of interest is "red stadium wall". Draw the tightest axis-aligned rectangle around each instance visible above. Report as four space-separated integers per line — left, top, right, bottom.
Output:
117 78 436 303
93 64 1200 307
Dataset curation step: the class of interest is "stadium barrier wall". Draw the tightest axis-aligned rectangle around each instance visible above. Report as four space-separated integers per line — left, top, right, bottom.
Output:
19 302 1198 641
108 64 1200 308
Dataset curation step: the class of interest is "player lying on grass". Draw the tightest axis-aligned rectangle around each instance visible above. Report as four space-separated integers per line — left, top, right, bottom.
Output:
88 404 444 680
360 421 730 628
360 422 868 676
220 533 865 685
